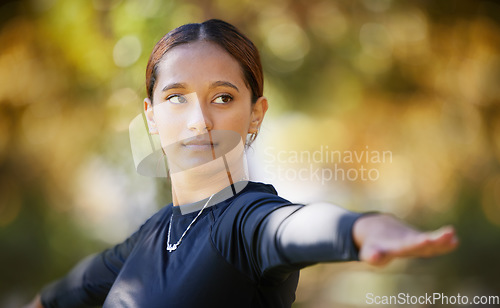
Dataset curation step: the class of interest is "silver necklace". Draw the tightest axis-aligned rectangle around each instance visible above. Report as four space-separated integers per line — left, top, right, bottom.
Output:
166 193 215 252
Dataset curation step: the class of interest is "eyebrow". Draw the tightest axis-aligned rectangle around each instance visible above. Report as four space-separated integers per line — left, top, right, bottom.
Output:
209 81 239 92
162 82 187 92
161 81 240 93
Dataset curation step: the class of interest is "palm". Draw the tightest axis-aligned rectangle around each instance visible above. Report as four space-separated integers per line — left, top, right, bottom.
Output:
356 217 458 266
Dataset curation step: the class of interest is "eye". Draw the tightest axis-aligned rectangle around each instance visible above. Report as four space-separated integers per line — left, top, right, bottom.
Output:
212 94 233 104
166 94 187 104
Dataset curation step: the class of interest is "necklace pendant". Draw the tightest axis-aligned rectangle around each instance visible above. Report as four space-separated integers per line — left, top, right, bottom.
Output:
166 243 178 252
165 193 215 254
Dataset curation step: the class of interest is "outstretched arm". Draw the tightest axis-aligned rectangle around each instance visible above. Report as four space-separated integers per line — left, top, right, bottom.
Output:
255 202 458 273
24 211 148 308
352 214 459 266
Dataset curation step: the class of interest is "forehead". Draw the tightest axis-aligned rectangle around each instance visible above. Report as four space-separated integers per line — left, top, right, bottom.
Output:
155 41 245 88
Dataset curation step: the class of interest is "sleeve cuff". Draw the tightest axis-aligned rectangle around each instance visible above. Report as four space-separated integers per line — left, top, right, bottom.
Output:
347 211 381 261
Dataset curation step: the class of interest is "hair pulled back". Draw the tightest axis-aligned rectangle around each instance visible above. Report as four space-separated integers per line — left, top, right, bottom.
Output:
145 19 263 105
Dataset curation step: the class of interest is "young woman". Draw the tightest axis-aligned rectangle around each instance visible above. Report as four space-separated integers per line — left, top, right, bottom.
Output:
26 19 457 308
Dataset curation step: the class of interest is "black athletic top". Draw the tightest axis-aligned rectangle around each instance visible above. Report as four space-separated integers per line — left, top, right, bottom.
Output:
41 181 364 308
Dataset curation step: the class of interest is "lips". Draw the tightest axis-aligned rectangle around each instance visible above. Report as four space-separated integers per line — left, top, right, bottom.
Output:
182 135 218 149
183 140 214 146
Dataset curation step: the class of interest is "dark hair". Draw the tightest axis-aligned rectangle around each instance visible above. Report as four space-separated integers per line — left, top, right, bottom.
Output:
145 19 263 105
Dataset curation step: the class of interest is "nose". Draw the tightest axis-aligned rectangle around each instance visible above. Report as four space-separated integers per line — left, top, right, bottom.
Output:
187 94 212 134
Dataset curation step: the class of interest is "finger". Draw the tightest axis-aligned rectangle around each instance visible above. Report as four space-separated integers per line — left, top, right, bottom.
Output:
396 227 459 258
376 235 450 260
420 226 459 253
427 225 456 241
360 225 459 265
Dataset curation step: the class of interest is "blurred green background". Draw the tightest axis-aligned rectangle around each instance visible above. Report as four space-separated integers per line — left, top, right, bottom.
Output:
1 0 499 307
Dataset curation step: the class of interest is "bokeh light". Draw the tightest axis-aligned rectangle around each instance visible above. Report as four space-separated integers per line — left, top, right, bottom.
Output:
1 0 499 307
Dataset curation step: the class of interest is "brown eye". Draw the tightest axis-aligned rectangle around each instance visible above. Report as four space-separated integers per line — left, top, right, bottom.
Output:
213 94 233 104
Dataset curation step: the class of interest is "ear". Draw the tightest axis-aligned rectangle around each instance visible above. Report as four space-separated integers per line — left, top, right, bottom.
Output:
248 96 268 134
144 98 158 134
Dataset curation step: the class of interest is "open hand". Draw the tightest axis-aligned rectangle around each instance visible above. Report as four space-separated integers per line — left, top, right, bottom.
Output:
353 214 459 266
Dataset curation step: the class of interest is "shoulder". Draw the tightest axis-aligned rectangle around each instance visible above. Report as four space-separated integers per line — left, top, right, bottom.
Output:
210 182 304 278
230 181 291 211
214 181 299 229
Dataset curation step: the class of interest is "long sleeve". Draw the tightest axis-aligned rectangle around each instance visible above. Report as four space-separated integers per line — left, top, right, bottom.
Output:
212 188 368 283
276 202 363 262
36 182 370 307
255 202 364 277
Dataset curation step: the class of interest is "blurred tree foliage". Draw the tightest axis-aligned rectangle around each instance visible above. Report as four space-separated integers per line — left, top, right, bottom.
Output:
0 0 499 307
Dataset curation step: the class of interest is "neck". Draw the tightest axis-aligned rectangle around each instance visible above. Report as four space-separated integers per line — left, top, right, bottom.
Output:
170 140 248 206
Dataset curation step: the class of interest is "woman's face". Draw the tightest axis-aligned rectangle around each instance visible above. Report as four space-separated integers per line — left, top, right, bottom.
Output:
144 41 267 172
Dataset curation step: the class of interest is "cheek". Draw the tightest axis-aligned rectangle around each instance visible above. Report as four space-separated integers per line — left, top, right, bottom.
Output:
220 105 252 131
153 105 181 144
221 110 252 142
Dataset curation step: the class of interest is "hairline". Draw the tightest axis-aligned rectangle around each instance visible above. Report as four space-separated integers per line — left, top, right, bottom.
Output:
150 38 255 105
